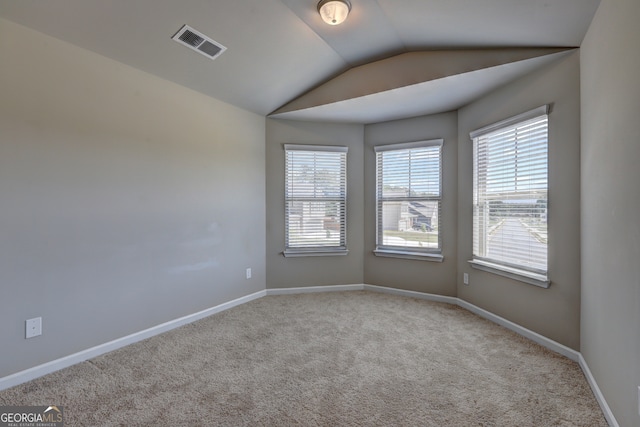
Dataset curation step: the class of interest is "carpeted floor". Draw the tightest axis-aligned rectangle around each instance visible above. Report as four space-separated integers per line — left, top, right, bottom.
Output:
0 291 607 426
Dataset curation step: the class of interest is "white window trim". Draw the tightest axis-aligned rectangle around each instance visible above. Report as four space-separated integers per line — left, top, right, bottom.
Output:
469 105 549 139
283 144 348 257
469 105 550 287
468 259 550 288
283 248 349 258
375 139 442 153
284 144 348 153
373 249 444 262
374 139 444 261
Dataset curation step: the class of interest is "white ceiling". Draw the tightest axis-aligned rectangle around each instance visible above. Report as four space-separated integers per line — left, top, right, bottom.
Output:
0 0 600 122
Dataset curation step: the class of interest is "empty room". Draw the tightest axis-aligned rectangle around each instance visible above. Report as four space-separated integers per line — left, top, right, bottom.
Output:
0 0 638 425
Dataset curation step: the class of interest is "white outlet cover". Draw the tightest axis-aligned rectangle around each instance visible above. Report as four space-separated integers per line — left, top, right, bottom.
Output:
463 273 469 285
246 268 252 279
26 317 42 338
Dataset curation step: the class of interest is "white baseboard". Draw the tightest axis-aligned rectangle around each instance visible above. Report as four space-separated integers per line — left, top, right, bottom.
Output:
0 290 267 392
267 284 577 361
363 284 459 305
266 284 364 295
578 354 620 427
0 284 618 427
359 287 615 425
268 284 577 362
363 286 581 361
455 299 580 362
364 287 616 425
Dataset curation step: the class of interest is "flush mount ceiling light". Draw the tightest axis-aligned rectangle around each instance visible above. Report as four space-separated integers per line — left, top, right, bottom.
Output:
317 0 352 26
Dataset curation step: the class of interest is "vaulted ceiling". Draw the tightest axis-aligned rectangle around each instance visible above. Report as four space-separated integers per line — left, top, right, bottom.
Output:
0 0 600 123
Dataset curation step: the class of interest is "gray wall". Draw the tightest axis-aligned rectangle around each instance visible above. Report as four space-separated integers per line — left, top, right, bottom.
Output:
363 113 458 295
581 0 640 425
457 52 582 350
6 6 638 422
265 119 364 288
0 19 266 378
267 57 584 354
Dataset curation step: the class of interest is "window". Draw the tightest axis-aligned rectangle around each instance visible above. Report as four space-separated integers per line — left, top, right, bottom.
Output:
284 144 347 257
470 105 549 287
374 140 443 261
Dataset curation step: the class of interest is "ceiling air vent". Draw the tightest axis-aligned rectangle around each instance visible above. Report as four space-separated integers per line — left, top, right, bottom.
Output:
172 25 226 61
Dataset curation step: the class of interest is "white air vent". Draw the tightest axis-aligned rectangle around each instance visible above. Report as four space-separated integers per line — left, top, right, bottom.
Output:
172 25 226 61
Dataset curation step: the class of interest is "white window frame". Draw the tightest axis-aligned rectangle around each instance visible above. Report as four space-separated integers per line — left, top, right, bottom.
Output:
374 139 444 262
468 105 550 288
283 144 348 257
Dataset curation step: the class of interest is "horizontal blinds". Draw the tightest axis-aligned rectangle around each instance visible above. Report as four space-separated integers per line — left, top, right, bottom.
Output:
285 147 347 249
376 142 442 252
473 112 548 274
378 145 441 199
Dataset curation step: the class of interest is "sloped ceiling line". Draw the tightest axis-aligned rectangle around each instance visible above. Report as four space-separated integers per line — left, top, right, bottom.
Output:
269 48 575 123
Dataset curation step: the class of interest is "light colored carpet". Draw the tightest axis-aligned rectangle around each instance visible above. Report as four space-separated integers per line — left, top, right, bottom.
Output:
0 291 607 426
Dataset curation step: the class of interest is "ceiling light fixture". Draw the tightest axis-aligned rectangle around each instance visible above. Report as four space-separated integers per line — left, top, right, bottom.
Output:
317 0 351 26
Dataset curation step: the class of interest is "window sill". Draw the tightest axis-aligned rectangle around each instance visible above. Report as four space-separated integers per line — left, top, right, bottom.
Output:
374 249 443 262
283 249 349 258
468 259 550 288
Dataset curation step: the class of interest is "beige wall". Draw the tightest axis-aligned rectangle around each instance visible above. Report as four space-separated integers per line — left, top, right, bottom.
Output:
265 119 364 288
581 0 640 425
457 52 582 350
363 112 458 295
0 19 266 377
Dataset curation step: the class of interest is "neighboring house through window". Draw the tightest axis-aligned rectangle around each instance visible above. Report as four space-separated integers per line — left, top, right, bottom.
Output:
469 105 550 287
284 144 347 257
374 140 443 261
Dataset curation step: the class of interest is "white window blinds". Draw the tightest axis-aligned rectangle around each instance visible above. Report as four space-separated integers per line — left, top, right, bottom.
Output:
375 140 442 256
284 145 347 255
471 106 549 281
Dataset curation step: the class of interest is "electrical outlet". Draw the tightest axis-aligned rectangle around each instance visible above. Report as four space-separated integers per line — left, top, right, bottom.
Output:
246 268 252 279
26 317 42 339
637 386 640 417
463 273 469 285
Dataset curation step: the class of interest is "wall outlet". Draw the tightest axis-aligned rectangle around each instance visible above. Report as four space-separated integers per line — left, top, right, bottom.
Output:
637 386 640 417
246 268 252 279
26 317 42 339
463 273 469 285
